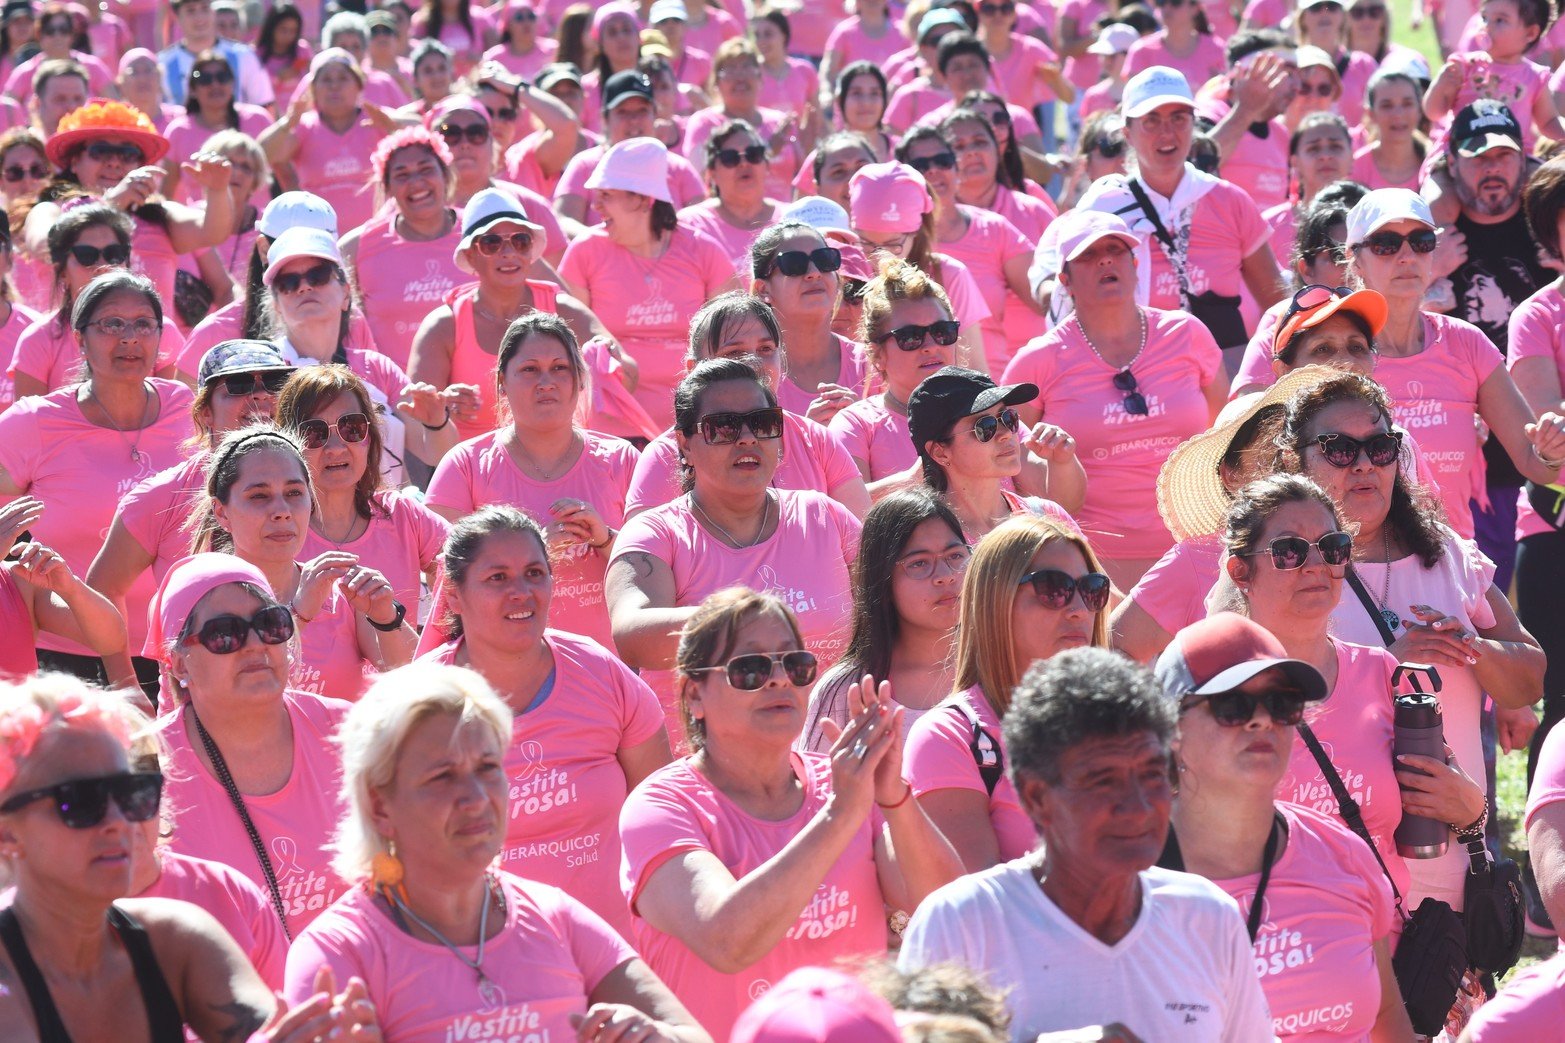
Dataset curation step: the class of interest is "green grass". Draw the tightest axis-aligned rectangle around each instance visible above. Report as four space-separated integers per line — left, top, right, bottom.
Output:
1389 5 1442 64
1495 747 1557 979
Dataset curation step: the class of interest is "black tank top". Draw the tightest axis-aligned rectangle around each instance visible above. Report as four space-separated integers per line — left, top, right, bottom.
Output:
0 904 184 1043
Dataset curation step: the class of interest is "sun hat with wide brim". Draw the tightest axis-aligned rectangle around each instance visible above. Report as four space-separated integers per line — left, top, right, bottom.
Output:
46 98 169 168
1156 365 1344 542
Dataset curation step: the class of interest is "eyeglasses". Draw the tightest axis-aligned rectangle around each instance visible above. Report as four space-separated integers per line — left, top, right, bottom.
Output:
40 21 73 35
1112 369 1149 416
87 317 160 339
687 650 819 690
297 412 371 449
1247 531 1354 570
874 320 961 351
1017 568 1112 612
1350 4 1386 15
769 247 841 277
1184 688 1309 727
273 260 338 295
978 1 1016 13
218 370 290 397
0 772 163 829
1297 80 1337 98
897 546 971 579
437 121 490 146
181 604 296 655
859 232 912 254
697 406 785 444
473 231 533 256
717 63 762 81
511 9 538 21
485 105 518 122
967 406 1021 443
1312 430 1403 468
715 144 768 168
3 163 47 182
84 141 145 165
1354 229 1438 256
1094 137 1126 159
907 152 956 174
69 242 131 267
192 66 233 85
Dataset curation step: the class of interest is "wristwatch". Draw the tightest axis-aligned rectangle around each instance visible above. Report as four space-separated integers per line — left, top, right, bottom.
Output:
368 600 407 632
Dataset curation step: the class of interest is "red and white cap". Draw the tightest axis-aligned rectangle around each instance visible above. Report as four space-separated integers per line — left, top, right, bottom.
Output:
1154 613 1328 703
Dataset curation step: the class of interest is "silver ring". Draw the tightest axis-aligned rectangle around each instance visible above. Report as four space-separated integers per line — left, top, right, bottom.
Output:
851 740 868 760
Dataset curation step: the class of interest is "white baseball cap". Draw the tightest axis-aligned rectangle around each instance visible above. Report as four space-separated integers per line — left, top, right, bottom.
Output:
1088 23 1140 56
648 0 687 22
781 195 852 234
256 191 338 239
1121 65 1195 119
1345 188 1435 247
1054 209 1142 262
1376 49 1431 82
262 226 343 286
584 137 673 204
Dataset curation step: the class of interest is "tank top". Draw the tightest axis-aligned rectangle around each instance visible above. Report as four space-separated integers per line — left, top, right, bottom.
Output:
0 904 184 1043
0 567 35 677
448 280 559 442
354 211 469 369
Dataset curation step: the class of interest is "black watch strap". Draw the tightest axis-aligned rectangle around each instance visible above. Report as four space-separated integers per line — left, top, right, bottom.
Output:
369 600 406 632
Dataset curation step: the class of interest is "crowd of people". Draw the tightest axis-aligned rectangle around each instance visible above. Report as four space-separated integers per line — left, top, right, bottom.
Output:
10 0 1565 1041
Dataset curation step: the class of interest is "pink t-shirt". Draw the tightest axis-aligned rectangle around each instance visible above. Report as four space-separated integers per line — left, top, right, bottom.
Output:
1206 803 1395 1042
940 207 1034 375
935 253 993 333
1207 113 1291 216
1264 201 1298 268
676 199 784 284
758 58 819 120
0 568 35 677
174 302 379 381
1443 52 1549 151
1507 283 1565 540
144 849 288 990
1061 0 1110 90
423 630 665 938
1080 80 1119 119
10 311 184 390
626 410 859 516
554 142 707 228
1461 951 1565 1041
161 691 350 937
114 453 208 589
291 111 385 234
905 685 1037 863
0 380 192 656
1003 308 1222 560
1277 639 1410 899
425 430 638 649
1123 32 1228 92
298 491 448 619
1526 715 1565 832
885 79 951 134
1122 534 1224 636
988 33 1061 110
0 301 42 414
350 210 470 370
482 39 561 81
683 7 745 60
611 489 860 735
285 875 634 1039
3 50 113 98
681 106 801 201
619 751 888 1039
291 582 374 702
828 393 916 481
163 107 273 204
775 333 870 416
823 17 908 68
558 226 735 426
1350 146 1422 191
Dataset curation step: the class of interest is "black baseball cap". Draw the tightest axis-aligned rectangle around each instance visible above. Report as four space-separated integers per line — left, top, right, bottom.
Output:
536 62 583 93
1451 99 1523 158
603 70 654 113
907 366 1038 455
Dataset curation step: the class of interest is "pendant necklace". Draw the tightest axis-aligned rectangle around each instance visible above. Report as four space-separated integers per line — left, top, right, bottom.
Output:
85 381 152 464
692 490 772 548
387 873 501 990
1374 527 1400 632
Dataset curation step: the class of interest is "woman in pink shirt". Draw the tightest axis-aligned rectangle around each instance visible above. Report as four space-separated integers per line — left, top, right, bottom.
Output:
484 0 560 81
974 0 1072 110
1351 70 1426 191
1295 0 1379 113
679 119 786 283
821 0 906 99
580 4 644 132
683 39 803 201
411 0 499 78
159 51 271 205
256 4 313 102
681 0 744 64
750 9 823 141
286 662 706 1042
621 588 962 1039
1122 0 1227 90
0 225 42 413
906 514 1109 871
1262 113 1354 275
829 65 895 163
1155 610 1412 1041
416 508 673 937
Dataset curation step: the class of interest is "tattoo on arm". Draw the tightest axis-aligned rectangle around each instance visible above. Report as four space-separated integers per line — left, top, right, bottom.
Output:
623 551 654 579
208 999 268 1043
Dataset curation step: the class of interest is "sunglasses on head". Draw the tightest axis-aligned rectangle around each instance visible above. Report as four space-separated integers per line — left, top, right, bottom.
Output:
908 152 956 174
297 412 371 449
875 320 961 351
437 121 490 146
1285 283 1352 321
1185 687 1309 727
1017 568 1112 612
1354 228 1438 256
70 242 131 267
192 65 233 85
698 406 785 445
3 162 47 182
217 370 290 397
715 144 768 168
485 105 518 122
1312 430 1403 468
273 260 338 295
1112 368 1149 416
1248 530 1353 570
688 650 818 690
473 230 533 256
0 772 163 829
84 141 144 165
182 605 296 655
769 247 841 277
966 406 1020 443
1350 3 1386 15
1094 137 1127 159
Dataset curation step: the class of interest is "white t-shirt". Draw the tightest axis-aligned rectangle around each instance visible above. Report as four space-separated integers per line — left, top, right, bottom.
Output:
899 860 1272 1043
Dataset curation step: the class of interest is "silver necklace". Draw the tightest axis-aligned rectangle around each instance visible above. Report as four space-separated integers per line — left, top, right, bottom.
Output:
692 491 772 548
508 429 579 480
1075 307 1147 374
84 381 152 464
387 873 500 989
1373 527 1400 632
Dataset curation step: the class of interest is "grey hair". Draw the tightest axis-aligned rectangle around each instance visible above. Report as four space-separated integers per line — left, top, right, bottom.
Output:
322 10 368 48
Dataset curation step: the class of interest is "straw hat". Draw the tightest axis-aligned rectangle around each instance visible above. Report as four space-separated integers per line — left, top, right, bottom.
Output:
1156 365 1342 542
46 98 168 167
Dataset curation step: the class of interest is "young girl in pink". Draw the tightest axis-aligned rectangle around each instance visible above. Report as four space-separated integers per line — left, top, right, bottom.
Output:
822 0 907 81
1123 0 1227 90
1425 0 1565 150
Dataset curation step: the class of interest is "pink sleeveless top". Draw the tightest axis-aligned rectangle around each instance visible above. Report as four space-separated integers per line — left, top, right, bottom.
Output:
354 211 469 369
447 280 559 442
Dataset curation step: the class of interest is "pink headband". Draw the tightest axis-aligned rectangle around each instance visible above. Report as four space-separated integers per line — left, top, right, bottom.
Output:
146 554 275 667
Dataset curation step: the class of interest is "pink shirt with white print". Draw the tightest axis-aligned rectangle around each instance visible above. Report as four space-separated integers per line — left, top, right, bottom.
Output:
425 430 638 650
1443 52 1549 151
1216 116 1292 214
290 112 383 234
988 33 1061 110
620 751 888 1040
298 491 448 620
350 210 469 370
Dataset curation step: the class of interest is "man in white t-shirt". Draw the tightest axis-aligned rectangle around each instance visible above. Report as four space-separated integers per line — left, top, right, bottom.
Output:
899 647 1272 1043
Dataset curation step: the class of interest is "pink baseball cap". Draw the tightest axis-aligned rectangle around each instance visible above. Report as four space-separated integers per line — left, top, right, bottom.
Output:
426 94 491 128
730 968 902 1043
147 553 274 666
847 162 932 235
1053 209 1142 263
118 47 156 77
584 137 673 204
592 1 638 37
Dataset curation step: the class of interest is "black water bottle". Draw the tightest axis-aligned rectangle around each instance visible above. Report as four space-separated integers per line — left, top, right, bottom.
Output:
1394 689 1449 859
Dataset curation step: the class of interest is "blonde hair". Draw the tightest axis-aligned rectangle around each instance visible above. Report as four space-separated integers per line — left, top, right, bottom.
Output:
952 516 1109 716
330 663 511 884
674 587 804 752
856 254 953 374
200 128 270 195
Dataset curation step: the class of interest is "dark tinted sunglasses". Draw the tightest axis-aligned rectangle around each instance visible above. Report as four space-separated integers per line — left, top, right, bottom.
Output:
0 772 163 829
192 65 233 85
716 144 768 167
770 247 841 277
1297 81 1336 98
1185 688 1309 727
1094 137 1126 159
181 605 295 655
1355 229 1438 256
1248 531 1353 570
1017 568 1112 612
473 230 533 256
298 412 372 449
967 406 1020 443
1113 368 1148 416
687 650 818 690
908 152 956 174
698 407 785 445
1350 4 1386 15
438 121 490 146
40 20 72 35
875 320 961 351
218 370 290 397
982 108 1011 126
485 105 518 122
70 242 131 267
978 1 1016 13
84 141 145 165
273 261 338 295
1313 430 1402 468
3 162 47 182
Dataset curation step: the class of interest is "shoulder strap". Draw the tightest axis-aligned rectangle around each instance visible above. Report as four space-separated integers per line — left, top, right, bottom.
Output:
0 906 74 1042
1157 816 1281 942
1297 722 1408 917
1125 178 1192 305
107 906 186 1043
955 697 1004 798
1344 566 1398 645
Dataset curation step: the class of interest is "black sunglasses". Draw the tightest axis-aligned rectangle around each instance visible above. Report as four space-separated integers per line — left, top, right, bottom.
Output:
716 144 768 167
1112 369 1148 416
982 108 1012 126
0 772 163 829
69 242 131 267
298 412 372 449
273 260 338 295
84 141 145 165
192 65 234 85
1312 430 1402 468
978 0 1016 13
181 605 295 655
485 105 518 122
966 406 1020 443
1354 229 1438 256
473 231 533 256
1247 531 1353 570
1094 137 1126 159
875 320 961 351
218 370 290 397
40 21 73 35
769 247 841 277
1350 3 1386 15
687 650 818 690
1185 688 1309 727
908 152 956 174
1017 568 1112 612
698 407 785 445
438 121 490 146
2 162 47 182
